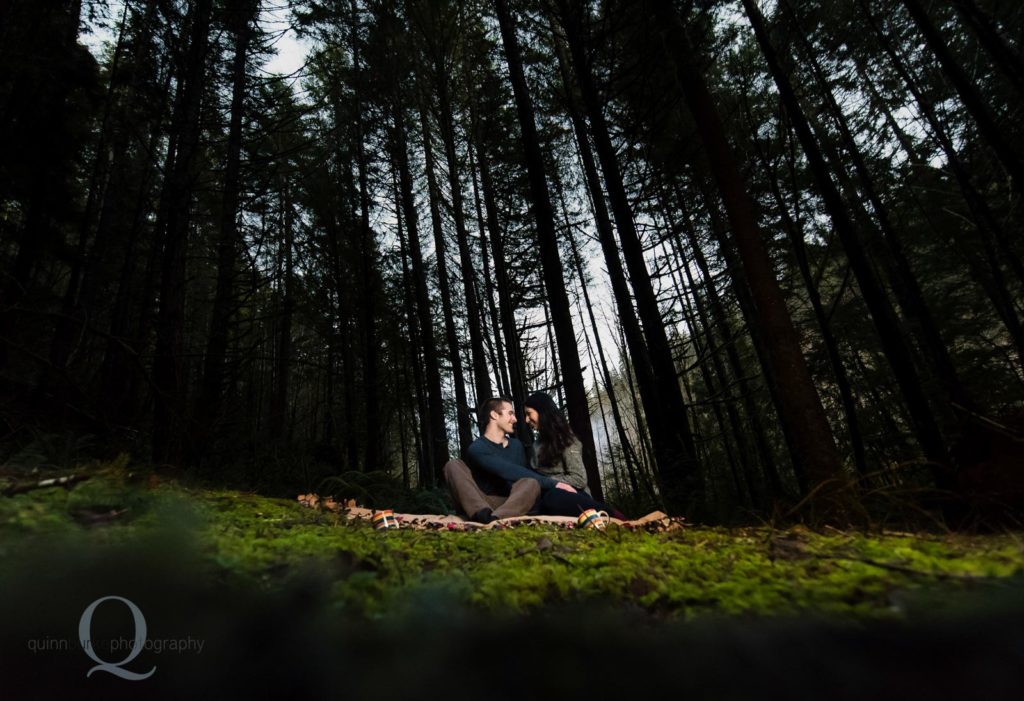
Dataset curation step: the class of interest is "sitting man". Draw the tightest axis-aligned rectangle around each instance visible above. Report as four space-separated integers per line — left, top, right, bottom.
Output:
444 396 576 523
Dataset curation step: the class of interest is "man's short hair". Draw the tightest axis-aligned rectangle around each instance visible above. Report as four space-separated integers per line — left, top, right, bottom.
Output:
478 396 513 430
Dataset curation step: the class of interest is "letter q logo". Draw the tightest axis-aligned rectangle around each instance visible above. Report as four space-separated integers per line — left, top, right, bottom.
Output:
79 596 156 680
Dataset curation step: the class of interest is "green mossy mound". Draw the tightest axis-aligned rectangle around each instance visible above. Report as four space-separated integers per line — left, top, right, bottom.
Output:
3 461 1023 620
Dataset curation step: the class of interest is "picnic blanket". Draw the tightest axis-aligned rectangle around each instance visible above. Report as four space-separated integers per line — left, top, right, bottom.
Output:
296 493 683 532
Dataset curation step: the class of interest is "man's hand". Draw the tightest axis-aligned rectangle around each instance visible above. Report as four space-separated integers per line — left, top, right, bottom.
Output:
555 482 577 493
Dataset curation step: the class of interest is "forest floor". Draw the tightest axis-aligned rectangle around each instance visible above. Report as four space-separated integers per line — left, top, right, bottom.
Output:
3 458 1023 698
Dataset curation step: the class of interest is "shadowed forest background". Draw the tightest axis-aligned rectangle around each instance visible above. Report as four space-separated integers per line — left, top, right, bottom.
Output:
2 0 1022 525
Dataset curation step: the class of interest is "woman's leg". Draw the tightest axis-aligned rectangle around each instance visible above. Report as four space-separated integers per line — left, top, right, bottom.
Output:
538 488 609 517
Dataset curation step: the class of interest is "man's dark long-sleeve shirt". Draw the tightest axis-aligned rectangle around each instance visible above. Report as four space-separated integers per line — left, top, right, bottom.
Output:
464 435 557 495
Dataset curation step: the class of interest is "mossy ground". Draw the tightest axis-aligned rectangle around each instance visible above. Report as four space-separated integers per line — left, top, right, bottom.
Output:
3 460 1022 622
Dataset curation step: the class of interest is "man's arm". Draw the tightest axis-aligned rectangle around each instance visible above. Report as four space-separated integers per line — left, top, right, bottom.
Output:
466 441 559 490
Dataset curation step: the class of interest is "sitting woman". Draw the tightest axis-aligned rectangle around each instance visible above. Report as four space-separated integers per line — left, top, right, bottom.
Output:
524 391 619 518
524 391 589 492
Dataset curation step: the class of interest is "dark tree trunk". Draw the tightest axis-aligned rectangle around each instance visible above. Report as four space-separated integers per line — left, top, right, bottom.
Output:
553 32 689 511
671 186 782 506
617 322 658 500
269 184 295 444
859 0 1024 369
47 2 131 381
419 98 474 451
493 0 601 501
350 9 381 472
666 216 756 509
549 156 628 500
683 179 787 502
740 0 950 485
566 222 638 498
738 82 868 479
539 294 565 407
474 128 531 444
152 0 213 463
778 0 971 422
195 0 258 456
556 3 701 512
435 72 492 405
468 136 512 399
326 213 359 473
0 1 85 372
393 98 450 479
98 87 165 426
655 0 854 521
394 176 433 486
672 252 749 509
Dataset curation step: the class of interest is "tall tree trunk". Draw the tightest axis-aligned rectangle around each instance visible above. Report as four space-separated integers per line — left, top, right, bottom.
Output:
394 176 433 486
740 0 951 485
349 6 380 472
98 89 165 426
859 0 1024 368
474 126 531 444
553 32 690 511
540 293 565 407
152 0 213 463
0 0 84 372
47 1 131 381
737 81 868 479
653 0 854 521
195 0 257 456
326 213 359 472
468 136 512 399
666 215 756 508
493 0 601 502
779 0 972 420
617 321 658 500
419 98 473 451
566 222 639 497
269 184 295 444
435 72 492 404
783 162 867 478
392 98 450 479
556 2 703 508
683 178 787 501
548 164 616 493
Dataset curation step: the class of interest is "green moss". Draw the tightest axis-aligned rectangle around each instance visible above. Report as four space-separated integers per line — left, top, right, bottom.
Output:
4 467 1024 619
0 487 79 536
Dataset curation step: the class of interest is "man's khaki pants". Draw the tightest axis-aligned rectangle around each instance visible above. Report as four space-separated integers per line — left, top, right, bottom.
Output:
443 459 540 518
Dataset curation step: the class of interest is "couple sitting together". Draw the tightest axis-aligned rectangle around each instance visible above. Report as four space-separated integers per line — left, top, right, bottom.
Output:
443 392 614 523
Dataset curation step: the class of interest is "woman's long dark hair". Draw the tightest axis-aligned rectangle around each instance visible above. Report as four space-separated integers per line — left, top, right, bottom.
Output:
524 391 577 467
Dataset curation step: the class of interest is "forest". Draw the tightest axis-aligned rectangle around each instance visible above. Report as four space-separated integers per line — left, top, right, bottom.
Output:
2 0 1023 526
3 0 1024 695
